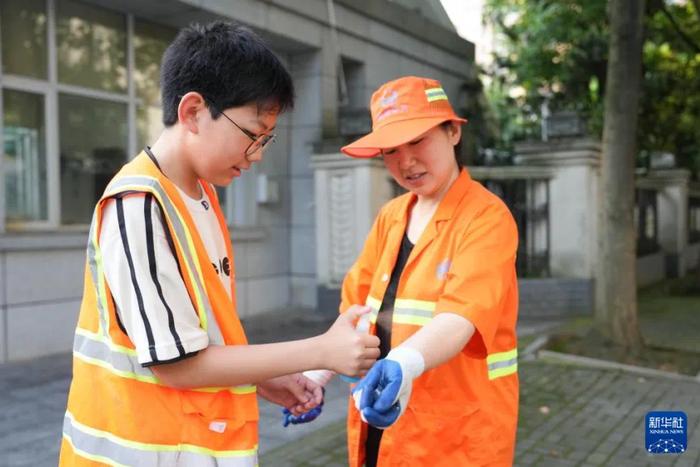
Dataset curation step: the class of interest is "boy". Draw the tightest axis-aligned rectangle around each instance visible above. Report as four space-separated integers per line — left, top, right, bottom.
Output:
59 21 379 466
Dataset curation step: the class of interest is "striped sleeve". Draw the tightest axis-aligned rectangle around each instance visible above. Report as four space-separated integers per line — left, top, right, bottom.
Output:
99 193 209 367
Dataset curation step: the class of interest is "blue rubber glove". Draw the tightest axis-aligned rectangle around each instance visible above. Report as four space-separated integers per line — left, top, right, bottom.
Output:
281 403 323 427
281 388 325 427
352 347 425 429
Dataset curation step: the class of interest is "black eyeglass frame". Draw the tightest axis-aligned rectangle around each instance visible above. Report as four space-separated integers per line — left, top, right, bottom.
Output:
207 101 276 156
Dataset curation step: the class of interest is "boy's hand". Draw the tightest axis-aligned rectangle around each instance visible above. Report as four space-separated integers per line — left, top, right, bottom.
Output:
282 388 325 427
258 373 323 416
320 305 380 377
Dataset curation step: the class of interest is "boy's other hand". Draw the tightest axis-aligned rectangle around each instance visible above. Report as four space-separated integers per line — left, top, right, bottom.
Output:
258 373 322 416
320 305 380 377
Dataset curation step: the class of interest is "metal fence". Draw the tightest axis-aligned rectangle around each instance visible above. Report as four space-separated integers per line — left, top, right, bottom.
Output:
481 178 551 277
689 196 700 244
389 169 551 278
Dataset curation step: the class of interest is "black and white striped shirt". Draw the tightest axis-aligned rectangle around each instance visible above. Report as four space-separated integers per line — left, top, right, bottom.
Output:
99 185 231 367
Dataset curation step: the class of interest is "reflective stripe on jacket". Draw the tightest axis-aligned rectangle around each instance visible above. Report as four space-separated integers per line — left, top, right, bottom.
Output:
343 169 519 467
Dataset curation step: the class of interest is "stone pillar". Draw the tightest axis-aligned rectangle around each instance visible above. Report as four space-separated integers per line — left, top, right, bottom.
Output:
642 169 691 277
310 153 393 313
687 183 700 270
515 138 601 279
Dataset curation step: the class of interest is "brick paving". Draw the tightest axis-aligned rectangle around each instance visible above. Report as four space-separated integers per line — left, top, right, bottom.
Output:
1 310 698 466
261 360 700 467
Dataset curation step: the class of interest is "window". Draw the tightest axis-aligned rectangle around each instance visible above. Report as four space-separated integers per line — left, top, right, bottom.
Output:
134 19 175 149
56 0 127 92
59 93 127 224
3 89 47 223
0 1 257 231
0 0 48 79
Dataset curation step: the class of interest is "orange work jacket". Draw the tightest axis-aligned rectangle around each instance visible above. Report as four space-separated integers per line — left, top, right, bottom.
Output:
342 168 519 467
59 152 259 466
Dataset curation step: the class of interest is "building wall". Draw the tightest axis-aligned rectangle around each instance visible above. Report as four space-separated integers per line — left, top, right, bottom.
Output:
636 252 667 288
0 0 474 361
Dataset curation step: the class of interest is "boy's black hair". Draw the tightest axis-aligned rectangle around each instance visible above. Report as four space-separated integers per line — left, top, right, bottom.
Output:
160 21 294 126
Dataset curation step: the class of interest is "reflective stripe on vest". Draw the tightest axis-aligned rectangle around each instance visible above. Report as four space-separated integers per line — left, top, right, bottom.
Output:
63 412 258 467
73 327 256 395
101 175 223 343
87 215 113 339
487 348 518 380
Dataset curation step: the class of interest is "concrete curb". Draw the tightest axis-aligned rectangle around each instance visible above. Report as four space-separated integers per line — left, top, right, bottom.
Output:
537 349 700 383
520 335 549 360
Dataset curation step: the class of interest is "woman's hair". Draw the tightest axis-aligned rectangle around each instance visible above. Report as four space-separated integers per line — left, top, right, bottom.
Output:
441 121 464 169
160 21 294 126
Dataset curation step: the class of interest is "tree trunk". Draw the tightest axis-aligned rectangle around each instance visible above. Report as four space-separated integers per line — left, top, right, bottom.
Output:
596 0 646 348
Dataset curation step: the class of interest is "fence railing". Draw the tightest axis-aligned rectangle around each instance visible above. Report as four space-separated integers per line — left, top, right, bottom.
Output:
689 195 700 244
470 167 552 278
389 167 552 277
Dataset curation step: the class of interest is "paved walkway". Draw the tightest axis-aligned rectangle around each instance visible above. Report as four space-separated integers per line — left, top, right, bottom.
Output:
261 359 700 467
1 311 698 466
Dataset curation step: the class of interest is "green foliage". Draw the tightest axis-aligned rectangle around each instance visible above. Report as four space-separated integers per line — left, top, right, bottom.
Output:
484 0 700 172
642 0 700 172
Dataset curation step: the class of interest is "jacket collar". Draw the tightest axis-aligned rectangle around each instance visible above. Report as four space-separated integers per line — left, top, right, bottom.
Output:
388 168 473 226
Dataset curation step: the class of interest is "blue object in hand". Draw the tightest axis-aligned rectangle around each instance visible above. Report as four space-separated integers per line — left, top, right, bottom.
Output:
352 359 404 429
352 347 425 430
281 400 324 427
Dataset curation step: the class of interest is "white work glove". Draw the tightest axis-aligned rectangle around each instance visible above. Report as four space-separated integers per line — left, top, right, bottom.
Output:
303 369 335 387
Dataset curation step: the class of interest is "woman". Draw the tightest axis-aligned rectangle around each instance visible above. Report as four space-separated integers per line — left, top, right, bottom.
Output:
340 76 520 466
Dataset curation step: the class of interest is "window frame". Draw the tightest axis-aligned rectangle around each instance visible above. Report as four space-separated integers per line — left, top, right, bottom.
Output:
0 0 257 232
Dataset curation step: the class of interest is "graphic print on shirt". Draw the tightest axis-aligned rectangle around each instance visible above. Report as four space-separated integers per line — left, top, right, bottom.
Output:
212 256 231 277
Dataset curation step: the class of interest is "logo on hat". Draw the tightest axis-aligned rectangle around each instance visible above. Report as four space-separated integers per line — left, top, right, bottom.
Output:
379 90 398 108
376 90 408 123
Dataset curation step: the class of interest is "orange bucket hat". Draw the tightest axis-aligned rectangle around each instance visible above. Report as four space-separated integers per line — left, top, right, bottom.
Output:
341 76 467 158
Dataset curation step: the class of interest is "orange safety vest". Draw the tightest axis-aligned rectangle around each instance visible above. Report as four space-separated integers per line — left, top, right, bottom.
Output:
59 152 259 466
342 169 519 467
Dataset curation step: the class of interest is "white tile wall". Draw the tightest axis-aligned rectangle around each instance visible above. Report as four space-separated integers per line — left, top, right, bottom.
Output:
0 308 5 362
5 249 85 306
7 299 80 360
291 227 315 276
267 6 323 47
290 51 321 79
245 227 290 278
1 254 6 362
247 276 290 314
289 125 322 177
290 76 323 127
0 253 5 307
233 279 250 319
257 175 291 228
290 275 317 309
290 176 315 228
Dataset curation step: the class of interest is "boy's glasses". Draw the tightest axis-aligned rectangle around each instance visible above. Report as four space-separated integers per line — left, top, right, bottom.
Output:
210 104 276 156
